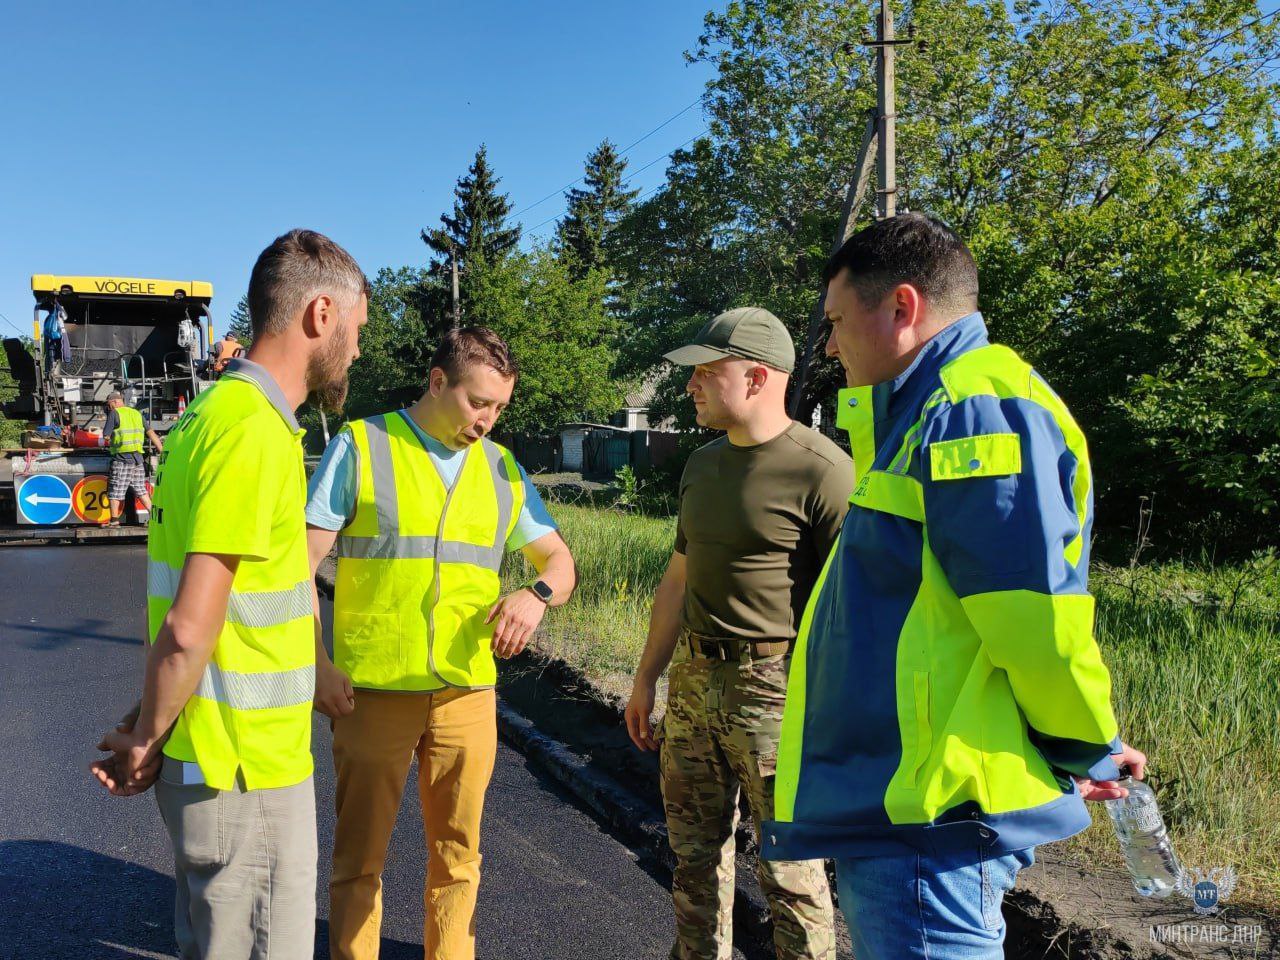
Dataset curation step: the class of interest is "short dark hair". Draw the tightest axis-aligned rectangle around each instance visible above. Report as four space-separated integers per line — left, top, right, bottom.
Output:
822 213 978 314
430 326 518 383
247 229 367 339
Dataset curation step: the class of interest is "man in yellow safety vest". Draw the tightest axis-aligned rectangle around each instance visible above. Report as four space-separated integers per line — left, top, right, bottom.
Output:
100 391 165 526
305 325 577 960
91 229 369 960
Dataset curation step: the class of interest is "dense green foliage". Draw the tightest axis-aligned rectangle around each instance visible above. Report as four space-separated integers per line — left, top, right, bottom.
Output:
321 1 1277 556
422 144 522 272
609 0 1280 555
332 144 624 435
0 361 25 448
556 140 640 279
0 337 38 448
465 251 621 433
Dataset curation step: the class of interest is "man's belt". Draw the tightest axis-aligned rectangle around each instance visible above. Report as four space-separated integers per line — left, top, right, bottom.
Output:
685 631 792 662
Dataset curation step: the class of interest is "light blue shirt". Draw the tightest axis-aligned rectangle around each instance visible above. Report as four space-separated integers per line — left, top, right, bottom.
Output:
305 410 558 550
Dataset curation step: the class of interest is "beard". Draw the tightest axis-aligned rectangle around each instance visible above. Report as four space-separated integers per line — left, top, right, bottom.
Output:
306 323 352 413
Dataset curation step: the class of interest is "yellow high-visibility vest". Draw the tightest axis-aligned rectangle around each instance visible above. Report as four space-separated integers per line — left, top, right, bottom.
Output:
147 361 314 792
334 413 525 691
111 406 145 455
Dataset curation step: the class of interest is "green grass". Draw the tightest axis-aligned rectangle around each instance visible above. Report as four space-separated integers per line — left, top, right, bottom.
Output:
1069 559 1280 908
507 499 1280 910
503 501 675 692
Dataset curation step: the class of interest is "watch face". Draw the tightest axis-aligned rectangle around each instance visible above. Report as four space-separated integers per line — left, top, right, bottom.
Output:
532 580 553 601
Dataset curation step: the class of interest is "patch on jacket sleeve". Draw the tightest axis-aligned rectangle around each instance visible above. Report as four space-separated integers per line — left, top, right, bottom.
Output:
929 433 1022 481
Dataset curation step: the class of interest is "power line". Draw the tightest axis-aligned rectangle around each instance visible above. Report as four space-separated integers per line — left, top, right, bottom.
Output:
523 130 706 238
0 310 28 338
527 179 668 240
510 96 704 221
615 97 703 157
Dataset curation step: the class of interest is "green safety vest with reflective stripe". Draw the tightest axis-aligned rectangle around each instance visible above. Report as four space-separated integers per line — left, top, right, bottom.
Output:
146 369 314 792
333 413 525 691
111 405 145 455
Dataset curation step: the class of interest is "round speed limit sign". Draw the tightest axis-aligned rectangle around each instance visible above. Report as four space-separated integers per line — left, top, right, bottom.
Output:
71 474 111 524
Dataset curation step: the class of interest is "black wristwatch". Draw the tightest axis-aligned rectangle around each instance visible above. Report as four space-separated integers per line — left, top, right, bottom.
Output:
528 579 554 604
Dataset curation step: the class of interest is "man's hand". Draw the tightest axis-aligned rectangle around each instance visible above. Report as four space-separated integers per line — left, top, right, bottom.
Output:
624 679 659 752
1075 741 1147 802
89 703 164 797
314 660 356 719
486 588 548 659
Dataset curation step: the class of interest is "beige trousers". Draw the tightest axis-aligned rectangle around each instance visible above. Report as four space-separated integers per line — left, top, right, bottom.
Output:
328 687 498 960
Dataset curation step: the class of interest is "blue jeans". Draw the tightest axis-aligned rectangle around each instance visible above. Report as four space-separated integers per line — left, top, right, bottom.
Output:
834 846 1035 960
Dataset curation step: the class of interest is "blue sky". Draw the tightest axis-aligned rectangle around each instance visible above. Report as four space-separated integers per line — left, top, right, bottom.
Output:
0 1 717 338
4 2 1276 342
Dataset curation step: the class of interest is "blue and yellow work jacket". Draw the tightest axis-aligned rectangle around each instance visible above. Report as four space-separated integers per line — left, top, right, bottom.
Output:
763 312 1123 861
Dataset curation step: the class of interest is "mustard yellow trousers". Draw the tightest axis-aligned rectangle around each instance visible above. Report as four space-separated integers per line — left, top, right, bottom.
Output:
329 687 497 960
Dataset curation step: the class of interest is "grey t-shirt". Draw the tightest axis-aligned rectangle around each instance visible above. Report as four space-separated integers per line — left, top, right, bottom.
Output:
675 421 854 642
103 408 146 465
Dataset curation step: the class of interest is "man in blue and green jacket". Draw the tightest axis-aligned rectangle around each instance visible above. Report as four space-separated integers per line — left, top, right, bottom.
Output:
762 214 1147 959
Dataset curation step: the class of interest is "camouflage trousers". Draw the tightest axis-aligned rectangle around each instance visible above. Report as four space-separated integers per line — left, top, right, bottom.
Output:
658 635 835 960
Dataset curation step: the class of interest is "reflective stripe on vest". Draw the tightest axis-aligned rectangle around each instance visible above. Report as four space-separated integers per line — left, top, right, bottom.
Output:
111 406 145 455
333 413 524 691
335 415 513 568
145 372 314 794
147 559 315 711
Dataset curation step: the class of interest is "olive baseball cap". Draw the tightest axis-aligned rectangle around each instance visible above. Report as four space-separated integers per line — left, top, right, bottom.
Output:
662 306 796 373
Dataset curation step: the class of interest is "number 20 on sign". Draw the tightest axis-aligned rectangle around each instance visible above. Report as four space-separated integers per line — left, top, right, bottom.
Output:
72 475 111 524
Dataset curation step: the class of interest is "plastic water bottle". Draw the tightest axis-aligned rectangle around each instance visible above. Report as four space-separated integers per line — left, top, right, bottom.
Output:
1105 775 1182 897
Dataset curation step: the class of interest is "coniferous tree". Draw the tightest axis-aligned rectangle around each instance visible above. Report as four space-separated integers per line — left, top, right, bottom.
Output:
556 140 639 279
226 294 253 345
421 145 521 272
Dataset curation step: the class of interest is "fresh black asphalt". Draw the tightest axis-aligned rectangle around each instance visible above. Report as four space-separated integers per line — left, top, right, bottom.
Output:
0 544 678 959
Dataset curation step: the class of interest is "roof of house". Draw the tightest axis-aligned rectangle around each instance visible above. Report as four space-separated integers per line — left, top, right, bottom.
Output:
623 375 663 409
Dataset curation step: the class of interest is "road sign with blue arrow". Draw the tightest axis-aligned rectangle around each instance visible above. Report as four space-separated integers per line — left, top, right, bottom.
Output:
16 474 74 525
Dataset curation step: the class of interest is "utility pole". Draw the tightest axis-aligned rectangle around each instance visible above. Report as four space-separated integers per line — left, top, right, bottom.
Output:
449 244 461 329
788 110 878 419
787 0 919 418
876 0 897 218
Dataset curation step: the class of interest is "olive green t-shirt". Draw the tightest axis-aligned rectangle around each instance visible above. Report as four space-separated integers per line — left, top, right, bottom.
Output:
675 421 854 642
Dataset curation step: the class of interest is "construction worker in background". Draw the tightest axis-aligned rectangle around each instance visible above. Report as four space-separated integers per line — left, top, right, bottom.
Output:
305 326 577 960
90 229 369 960
210 332 246 376
625 307 850 960
42 302 70 372
762 214 1147 960
100 391 165 526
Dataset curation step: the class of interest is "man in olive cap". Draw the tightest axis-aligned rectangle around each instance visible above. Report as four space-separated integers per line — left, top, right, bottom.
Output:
625 307 850 959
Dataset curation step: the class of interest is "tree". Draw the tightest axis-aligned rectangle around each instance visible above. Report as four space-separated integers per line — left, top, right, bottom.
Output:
343 266 432 419
612 0 1280 555
421 145 520 273
466 250 620 435
225 294 252 346
556 140 640 279
0 339 35 448
418 145 522 336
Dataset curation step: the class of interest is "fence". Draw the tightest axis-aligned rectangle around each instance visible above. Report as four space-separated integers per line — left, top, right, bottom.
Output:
504 427 681 480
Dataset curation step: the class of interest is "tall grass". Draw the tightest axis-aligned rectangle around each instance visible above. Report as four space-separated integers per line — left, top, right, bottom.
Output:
1070 561 1280 906
508 499 1280 908
502 502 674 688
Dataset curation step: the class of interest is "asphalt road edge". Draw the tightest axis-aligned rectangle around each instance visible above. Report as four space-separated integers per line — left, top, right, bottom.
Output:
315 564 780 957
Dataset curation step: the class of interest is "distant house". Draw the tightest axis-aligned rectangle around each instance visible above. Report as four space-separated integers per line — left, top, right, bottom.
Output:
507 373 682 478
610 374 675 431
